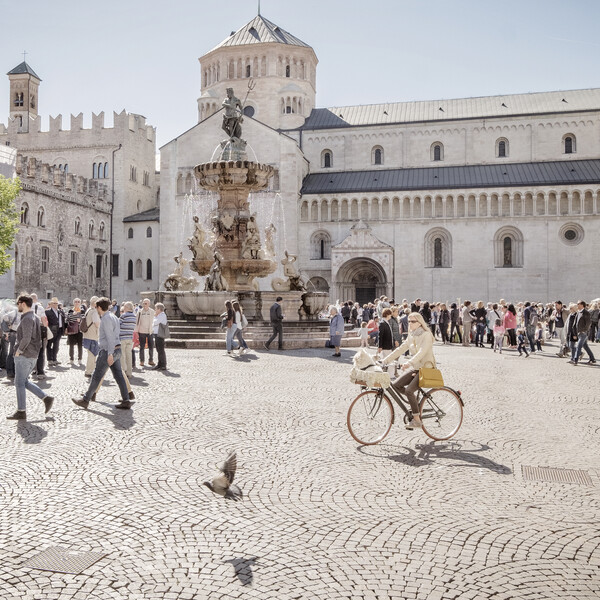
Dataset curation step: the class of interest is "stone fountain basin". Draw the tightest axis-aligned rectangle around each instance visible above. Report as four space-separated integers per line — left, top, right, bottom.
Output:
174 291 231 316
190 258 276 277
194 161 274 192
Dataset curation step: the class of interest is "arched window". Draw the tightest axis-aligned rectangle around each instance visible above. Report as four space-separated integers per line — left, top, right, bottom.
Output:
104 162 109 178
322 150 333 169
99 163 105 179
88 220 95 239
431 142 444 162
434 238 442 267
496 137 509 158
135 259 142 279
286 65 290 77
372 146 383 165
563 134 576 154
310 231 332 260
64 164 68 174
494 226 524 268
74 217 81 235
93 163 98 179
99 221 105 241
146 227 152 238
146 259 152 280
424 227 452 268
20 203 29 225
246 64 251 77
127 260 133 280
128 227 134 239
88 265 94 285
41 247 49 274
37 206 45 227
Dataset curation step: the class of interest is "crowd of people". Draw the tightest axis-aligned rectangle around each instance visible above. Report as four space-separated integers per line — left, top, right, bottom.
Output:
330 296 599 365
1 294 171 420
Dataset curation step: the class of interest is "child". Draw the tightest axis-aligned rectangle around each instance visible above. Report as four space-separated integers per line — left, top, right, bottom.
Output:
517 328 530 357
358 321 369 348
535 322 544 351
493 318 505 353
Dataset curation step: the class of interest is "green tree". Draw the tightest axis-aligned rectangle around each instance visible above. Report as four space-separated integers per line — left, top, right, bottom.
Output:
0 176 21 275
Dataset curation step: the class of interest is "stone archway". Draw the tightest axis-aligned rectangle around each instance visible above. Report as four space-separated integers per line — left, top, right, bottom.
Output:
335 257 388 305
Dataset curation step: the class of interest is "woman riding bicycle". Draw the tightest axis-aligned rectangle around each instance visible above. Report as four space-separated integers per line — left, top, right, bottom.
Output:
380 312 437 430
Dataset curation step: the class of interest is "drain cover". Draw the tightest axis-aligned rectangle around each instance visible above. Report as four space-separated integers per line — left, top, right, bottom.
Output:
522 465 594 486
22 546 106 574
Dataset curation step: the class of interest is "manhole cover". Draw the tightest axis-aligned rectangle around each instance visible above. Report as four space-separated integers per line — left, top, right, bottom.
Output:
522 465 594 486
22 547 106 574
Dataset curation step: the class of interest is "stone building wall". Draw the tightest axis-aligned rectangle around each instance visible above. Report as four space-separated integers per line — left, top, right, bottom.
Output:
13 154 111 303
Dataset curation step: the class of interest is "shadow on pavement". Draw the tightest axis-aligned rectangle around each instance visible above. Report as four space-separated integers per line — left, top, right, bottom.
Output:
15 419 50 444
359 440 512 474
83 403 136 431
225 557 257 586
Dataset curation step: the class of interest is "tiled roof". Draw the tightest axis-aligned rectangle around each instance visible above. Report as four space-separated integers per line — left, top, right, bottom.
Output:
7 61 41 80
301 88 600 130
300 160 600 195
208 15 310 53
123 207 160 222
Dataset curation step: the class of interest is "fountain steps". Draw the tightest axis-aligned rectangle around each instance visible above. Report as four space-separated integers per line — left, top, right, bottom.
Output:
165 322 361 349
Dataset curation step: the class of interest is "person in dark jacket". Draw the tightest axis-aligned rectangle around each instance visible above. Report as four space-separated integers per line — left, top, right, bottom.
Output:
264 297 284 351
419 302 432 326
45 297 66 366
568 300 596 365
340 302 351 323
378 308 395 357
390 307 401 347
449 303 462 343
473 301 487 348
439 303 450 344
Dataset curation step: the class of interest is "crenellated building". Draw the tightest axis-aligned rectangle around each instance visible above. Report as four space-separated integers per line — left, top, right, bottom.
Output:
160 11 600 303
1 61 159 302
11 154 111 302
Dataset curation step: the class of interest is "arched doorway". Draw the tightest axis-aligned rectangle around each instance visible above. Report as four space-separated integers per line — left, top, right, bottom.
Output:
335 258 387 305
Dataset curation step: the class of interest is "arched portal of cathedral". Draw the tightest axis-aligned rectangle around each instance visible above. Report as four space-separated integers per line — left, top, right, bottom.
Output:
335 258 388 305
330 221 394 303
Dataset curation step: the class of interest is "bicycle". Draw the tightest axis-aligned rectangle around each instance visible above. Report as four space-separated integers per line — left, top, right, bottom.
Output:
347 372 464 444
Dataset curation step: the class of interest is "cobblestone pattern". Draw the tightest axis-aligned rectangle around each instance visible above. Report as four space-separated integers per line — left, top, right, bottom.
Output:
0 340 598 599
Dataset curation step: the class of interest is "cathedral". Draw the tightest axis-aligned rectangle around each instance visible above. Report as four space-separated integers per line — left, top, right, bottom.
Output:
160 12 600 304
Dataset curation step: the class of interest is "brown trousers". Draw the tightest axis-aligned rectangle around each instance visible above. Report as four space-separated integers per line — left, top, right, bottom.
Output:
392 369 420 413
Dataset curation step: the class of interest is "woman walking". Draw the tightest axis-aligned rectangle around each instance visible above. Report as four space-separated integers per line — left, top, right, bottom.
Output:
503 304 518 348
329 307 345 357
449 303 462 343
66 298 85 364
232 301 249 356
224 300 237 356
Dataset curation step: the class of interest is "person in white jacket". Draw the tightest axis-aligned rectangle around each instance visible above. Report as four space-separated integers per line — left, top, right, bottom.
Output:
381 312 437 430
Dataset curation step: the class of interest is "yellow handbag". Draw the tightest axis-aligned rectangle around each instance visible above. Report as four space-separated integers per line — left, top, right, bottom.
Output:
418 367 444 388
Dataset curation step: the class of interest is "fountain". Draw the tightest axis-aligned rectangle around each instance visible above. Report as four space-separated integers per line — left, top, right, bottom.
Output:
155 82 329 330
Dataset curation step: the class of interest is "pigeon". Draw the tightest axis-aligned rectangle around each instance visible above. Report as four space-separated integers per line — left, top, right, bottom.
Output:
204 451 243 501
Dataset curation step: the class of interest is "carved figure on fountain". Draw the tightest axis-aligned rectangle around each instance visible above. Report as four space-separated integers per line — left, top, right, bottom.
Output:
271 250 307 292
264 223 276 258
205 252 227 291
164 252 198 291
188 216 214 261
241 214 263 260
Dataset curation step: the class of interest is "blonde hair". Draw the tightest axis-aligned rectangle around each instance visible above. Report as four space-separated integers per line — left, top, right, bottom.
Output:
409 311 431 334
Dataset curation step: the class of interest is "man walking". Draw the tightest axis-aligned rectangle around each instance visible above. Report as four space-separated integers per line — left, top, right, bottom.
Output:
72 297 132 410
264 296 284 351
45 297 65 366
31 293 48 380
554 300 570 358
7 295 54 420
569 300 596 365
135 298 155 367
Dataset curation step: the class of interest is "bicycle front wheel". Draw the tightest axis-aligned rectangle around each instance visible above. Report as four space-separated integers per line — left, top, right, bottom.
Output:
419 387 463 441
347 390 395 445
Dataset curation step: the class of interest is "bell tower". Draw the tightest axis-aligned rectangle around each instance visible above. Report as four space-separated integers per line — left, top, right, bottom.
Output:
7 60 41 133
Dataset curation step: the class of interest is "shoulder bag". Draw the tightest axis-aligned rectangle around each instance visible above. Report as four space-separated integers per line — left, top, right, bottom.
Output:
158 321 170 339
418 367 444 389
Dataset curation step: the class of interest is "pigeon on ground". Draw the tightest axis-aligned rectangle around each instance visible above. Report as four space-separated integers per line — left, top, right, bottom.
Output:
203 451 243 501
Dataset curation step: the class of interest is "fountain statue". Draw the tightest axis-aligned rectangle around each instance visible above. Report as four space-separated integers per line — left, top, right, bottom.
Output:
160 81 328 323
164 252 198 291
272 250 306 292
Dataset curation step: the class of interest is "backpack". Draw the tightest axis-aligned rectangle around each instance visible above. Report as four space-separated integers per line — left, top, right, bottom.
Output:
79 309 91 333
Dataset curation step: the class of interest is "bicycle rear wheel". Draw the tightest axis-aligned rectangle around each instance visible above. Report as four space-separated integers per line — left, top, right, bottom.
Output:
347 389 395 445
419 387 463 441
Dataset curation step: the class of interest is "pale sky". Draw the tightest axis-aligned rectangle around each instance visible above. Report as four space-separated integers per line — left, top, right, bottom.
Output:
2 0 599 149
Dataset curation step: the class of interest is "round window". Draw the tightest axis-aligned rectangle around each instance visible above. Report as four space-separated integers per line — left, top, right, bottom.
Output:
243 106 255 118
559 223 584 246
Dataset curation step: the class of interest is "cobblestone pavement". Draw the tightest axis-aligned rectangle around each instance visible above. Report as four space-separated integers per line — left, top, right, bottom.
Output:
0 339 598 600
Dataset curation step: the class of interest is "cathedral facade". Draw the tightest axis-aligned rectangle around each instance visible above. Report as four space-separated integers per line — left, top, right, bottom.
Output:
1 61 159 303
162 13 599 303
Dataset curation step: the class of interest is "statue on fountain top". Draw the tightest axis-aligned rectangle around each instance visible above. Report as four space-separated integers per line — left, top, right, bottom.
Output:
221 88 243 140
